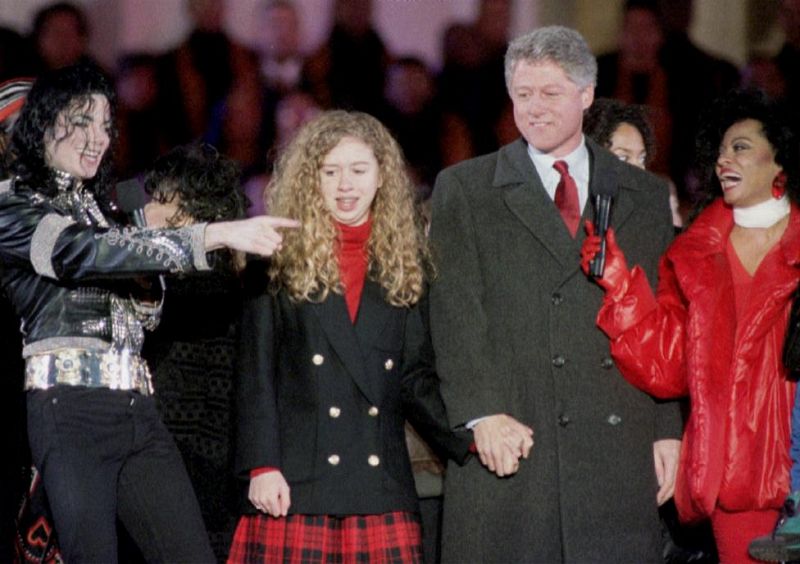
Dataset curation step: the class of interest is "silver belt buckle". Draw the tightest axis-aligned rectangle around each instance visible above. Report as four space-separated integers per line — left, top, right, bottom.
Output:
25 349 153 395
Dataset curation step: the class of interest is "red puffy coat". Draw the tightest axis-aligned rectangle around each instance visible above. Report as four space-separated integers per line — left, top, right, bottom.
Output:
597 198 799 523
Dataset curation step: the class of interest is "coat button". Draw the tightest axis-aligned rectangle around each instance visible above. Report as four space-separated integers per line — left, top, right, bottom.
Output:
368 455 380 467
601 357 614 370
558 414 571 427
552 355 565 368
607 414 622 426
551 292 563 305
384 359 394 370
368 406 379 417
327 454 340 466
312 354 324 366
329 406 341 418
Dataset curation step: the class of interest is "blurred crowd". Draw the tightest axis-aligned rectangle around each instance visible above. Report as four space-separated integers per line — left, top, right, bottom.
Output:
0 0 796 216
1 1 799 562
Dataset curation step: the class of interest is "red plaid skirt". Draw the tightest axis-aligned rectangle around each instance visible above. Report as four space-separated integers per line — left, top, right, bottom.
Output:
227 511 422 563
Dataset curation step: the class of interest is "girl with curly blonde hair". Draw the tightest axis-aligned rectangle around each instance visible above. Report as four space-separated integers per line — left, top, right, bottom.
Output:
229 111 471 563
268 109 431 307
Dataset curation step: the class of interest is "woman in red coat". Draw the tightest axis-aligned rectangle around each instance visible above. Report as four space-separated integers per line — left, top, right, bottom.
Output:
581 89 799 562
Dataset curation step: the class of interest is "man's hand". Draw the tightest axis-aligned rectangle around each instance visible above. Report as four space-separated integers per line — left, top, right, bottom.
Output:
473 414 534 477
653 438 681 506
248 471 291 517
205 216 300 257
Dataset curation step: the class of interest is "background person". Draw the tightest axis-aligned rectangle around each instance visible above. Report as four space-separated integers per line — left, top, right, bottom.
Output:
28 2 100 74
0 76 32 563
583 98 684 229
140 143 249 559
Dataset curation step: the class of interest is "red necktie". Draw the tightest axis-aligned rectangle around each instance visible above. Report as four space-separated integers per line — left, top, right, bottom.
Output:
553 160 580 237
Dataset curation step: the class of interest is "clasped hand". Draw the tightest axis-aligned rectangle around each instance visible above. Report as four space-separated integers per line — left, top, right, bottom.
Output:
473 414 534 477
580 221 630 295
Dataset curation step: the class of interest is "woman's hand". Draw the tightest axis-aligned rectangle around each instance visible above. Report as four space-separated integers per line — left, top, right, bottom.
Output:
248 471 291 517
580 221 631 296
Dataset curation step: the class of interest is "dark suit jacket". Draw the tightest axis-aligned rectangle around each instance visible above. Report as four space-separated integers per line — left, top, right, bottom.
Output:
235 267 470 516
429 138 682 563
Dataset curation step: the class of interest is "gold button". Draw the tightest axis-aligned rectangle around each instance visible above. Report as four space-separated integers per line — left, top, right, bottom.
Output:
327 454 340 466
384 358 394 370
368 406 379 417
329 406 341 418
312 354 324 366
368 454 380 467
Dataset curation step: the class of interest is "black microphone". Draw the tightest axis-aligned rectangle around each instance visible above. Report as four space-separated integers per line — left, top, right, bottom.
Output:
116 178 147 227
588 173 618 278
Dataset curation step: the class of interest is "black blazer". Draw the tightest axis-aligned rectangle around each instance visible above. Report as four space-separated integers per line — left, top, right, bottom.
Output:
235 266 470 516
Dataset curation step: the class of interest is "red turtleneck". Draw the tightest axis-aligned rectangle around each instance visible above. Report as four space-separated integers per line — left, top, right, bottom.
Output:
336 218 372 322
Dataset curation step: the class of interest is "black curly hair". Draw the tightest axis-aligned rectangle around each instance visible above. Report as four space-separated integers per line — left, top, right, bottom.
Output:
692 88 799 211
6 62 117 202
143 143 246 224
583 98 656 166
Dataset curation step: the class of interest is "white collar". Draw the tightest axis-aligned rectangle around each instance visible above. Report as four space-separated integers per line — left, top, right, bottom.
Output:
732 195 790 228
527 136 588 171
526 137 591 209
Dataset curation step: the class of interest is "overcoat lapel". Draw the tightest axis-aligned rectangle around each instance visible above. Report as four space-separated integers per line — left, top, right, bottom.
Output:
497 139 579 267
353 280 395 350
353 281 396 402
586 139 636 235
497 138 637 267
309 282 392 405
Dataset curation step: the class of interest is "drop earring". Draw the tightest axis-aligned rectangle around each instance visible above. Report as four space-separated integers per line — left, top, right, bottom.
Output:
773 171 787 199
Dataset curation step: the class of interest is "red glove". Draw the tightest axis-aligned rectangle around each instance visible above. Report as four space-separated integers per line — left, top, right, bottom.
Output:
580 221 631 296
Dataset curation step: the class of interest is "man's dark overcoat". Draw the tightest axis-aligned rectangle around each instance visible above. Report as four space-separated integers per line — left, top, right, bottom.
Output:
429 137 682 563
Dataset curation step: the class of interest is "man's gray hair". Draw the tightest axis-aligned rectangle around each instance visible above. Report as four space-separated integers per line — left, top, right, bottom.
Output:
504 26 597 90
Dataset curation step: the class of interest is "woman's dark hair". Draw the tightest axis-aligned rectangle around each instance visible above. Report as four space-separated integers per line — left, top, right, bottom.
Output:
692 88 799 211
144 143 246 224
6 62 116 201
583 98 656 166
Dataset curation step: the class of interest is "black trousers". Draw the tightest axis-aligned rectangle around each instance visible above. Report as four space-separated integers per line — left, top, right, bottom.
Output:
26 386 215 564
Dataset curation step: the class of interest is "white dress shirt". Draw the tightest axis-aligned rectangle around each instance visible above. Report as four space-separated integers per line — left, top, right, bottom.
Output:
527 137 591 213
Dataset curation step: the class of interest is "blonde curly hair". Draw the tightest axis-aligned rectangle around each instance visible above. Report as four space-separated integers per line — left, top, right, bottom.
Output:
268 110 431 307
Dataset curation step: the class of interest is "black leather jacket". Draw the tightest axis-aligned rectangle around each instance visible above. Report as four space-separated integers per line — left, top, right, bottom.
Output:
0 178 211 357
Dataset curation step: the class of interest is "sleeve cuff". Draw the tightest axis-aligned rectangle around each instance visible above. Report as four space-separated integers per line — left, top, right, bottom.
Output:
465 415 489 430
30 213 75 279
191 223 211 271
250 466 279 479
